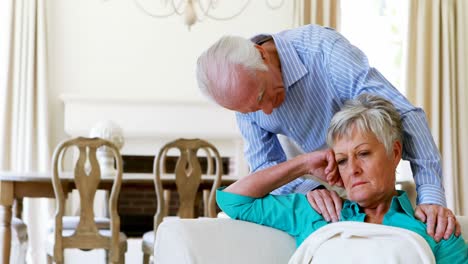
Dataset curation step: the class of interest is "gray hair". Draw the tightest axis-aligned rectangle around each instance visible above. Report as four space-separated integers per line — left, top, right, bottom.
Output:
196 36 268 102
327 94 403 155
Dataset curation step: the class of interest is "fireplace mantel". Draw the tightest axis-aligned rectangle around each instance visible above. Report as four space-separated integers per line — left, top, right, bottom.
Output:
60 94 248 177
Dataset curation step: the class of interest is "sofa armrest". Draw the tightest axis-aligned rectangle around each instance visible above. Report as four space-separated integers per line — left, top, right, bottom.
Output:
457 215 468 243
154 218 296 264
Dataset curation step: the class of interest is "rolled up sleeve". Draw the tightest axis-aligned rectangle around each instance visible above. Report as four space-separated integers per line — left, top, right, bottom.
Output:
216 187 327 245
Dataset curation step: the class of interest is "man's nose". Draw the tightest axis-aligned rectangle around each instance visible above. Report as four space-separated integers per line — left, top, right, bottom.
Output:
262 107 273 115
261 100 274 115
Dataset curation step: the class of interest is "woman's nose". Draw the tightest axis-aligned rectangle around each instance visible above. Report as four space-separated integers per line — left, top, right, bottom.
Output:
348 157 362 175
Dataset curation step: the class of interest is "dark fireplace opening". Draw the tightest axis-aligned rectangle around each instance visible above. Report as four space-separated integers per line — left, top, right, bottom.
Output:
122 155 230 175
118 155 230 237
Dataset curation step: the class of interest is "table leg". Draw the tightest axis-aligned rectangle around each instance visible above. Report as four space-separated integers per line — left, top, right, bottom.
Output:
14 198 23 219
0 181 13 263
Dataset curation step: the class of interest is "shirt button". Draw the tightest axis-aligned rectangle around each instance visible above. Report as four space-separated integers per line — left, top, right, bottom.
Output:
289 127 294 132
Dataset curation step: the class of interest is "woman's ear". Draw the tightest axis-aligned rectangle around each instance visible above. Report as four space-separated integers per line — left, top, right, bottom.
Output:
392 140 402 166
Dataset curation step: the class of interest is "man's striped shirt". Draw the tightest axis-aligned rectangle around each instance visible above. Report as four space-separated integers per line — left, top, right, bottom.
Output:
237 24 445 206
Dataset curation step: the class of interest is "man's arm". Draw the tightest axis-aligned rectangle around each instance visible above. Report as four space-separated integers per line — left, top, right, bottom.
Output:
325 31 462 238
326 34 445 206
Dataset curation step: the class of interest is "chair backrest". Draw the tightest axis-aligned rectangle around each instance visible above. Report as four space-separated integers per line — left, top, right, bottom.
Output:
51 137 123 261
153 138 223 232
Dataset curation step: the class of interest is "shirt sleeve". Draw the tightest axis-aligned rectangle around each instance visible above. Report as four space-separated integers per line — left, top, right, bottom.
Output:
434 234 468 263
216 187 326 245
326 34 446 206
235 113 304 194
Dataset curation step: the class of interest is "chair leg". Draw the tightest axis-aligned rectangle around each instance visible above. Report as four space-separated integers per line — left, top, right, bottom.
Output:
107 250 125 264
143 253 150 264
47 254 53 264
119 251 125 264
49 256 63 264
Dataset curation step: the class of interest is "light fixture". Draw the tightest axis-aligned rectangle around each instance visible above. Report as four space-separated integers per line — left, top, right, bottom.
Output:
133 0 286 30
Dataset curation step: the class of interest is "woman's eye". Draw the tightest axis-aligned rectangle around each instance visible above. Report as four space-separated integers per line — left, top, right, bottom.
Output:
337 159 347 166
359 151 370 157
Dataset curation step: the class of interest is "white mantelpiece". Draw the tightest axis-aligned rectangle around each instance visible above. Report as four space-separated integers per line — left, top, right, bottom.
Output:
60 94 248 178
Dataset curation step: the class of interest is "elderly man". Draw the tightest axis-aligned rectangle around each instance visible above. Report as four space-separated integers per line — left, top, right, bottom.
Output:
196 24 459 240
216 94 467 263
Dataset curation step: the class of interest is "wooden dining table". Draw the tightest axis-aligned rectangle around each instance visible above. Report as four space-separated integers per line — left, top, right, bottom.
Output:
0 171 237 263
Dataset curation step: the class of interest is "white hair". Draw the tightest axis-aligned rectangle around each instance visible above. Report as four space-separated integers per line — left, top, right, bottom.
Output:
327 94 403 155
196 36 268 103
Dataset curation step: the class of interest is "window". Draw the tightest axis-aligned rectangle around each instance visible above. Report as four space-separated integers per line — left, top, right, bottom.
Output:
340 0 408 95
340 0 412 181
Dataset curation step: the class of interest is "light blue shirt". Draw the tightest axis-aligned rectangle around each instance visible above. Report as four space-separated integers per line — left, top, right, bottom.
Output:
217 188 467 263
237 24 445 206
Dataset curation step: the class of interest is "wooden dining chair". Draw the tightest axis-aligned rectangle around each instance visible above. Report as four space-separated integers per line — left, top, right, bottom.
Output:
141 138 224 264
46 137 127 264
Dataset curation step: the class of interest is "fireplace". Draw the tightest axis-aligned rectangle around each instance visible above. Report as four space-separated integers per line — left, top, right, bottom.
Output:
61 95 247 236
118 154 232 236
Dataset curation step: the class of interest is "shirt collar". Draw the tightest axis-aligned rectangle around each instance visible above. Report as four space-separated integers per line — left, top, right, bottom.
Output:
389 190 415 217
270 34 308 90
342 190 414 218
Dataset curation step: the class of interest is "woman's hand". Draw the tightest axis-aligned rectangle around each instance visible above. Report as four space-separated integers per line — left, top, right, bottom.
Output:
303 149 343 187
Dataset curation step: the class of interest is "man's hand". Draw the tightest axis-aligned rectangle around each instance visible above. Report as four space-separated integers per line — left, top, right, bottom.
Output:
414 204 461 242
307 189 343 222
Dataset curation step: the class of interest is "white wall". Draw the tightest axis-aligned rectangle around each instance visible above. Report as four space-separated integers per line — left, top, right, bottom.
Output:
46 0 296 146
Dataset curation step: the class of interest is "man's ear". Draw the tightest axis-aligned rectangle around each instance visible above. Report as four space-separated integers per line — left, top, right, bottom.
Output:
254 44 267 61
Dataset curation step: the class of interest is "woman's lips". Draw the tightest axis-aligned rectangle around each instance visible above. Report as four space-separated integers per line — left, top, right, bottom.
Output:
352 181 367 188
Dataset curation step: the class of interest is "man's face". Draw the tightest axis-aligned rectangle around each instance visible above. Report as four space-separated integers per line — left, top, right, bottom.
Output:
253 66 286 114
221 64 285 115
333 128 401 207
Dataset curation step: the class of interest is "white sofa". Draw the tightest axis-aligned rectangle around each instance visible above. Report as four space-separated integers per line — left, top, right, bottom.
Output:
153 216 468 264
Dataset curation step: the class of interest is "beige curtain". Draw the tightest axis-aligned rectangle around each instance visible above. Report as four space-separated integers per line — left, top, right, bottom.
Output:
0 0 51 263
406 0 468 215
294 0 340 30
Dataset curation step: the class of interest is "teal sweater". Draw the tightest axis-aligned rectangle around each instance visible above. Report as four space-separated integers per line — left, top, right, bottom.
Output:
217 188 468 263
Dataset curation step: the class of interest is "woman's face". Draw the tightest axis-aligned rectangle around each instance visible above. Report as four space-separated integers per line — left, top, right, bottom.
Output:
333 128 402 207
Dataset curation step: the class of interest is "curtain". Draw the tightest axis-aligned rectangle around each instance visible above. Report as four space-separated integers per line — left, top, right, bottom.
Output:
294 0 340 30
0 0 51 263
406 0 468 215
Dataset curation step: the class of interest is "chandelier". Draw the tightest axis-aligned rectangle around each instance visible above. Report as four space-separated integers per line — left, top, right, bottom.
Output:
133 0 286 30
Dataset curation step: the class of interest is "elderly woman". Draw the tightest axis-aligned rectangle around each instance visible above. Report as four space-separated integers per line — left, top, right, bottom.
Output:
217 94 467 263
